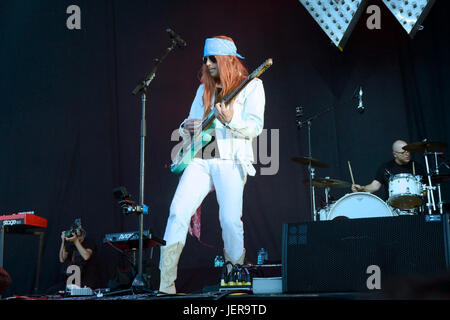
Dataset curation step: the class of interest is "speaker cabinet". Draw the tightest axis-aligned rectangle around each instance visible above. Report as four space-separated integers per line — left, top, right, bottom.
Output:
282 215 450 293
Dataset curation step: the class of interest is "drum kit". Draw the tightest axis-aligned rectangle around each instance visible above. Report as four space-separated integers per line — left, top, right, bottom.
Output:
292 140 450 221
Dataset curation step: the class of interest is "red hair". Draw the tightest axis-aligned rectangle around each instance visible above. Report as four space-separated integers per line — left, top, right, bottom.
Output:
199 36 248 118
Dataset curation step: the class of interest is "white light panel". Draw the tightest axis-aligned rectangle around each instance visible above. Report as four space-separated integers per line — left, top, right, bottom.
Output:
382 0 436 38
299 0 367 50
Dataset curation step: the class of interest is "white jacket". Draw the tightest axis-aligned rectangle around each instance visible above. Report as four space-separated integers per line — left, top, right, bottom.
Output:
179 78 265 176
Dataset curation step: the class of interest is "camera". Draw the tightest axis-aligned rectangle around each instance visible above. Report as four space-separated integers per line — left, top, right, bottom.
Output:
64 218 84 238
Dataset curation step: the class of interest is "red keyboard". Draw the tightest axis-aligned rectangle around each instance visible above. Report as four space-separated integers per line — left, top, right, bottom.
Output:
0 212 47 229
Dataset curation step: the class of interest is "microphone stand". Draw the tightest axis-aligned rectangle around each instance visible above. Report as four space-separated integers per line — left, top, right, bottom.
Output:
130 39 178 292
297 106 334 221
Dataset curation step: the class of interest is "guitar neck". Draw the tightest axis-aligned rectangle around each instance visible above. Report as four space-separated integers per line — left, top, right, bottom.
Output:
201 77 249 130
223 75 251 105
202 58 273 130
200 58 273 130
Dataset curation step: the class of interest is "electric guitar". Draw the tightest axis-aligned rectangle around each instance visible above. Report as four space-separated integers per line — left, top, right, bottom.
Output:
170 58 273 175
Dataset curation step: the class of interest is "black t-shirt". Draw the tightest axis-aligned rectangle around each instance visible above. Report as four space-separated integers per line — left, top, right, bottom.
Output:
65 238 100 289
374 159 425 200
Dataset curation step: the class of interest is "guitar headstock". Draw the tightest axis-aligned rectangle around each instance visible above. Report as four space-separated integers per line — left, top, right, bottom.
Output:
221 58 273 105
249 58 273 79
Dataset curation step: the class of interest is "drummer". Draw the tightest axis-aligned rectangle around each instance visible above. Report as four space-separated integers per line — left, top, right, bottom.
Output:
351 140 425 199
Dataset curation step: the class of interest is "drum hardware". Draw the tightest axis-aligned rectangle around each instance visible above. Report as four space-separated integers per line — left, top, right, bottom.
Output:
391 208 411 216
321 177 332 219
324 180 331 208
317 177 332 211
318 202 334 221
403 140 448 215
391 206 420 216
314 177 339 221
295 105 334 221
423 184 438 214
424 148 437 214
431 152 447 215
293 157 330 222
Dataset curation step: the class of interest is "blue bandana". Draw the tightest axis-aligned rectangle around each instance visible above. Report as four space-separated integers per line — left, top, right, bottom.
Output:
203 38 245 59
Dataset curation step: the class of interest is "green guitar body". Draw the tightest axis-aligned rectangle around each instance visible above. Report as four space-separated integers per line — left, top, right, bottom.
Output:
170 120 216 174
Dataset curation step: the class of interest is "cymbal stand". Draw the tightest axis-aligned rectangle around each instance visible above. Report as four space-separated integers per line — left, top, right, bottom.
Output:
324 177 331 206
432 152 444 214
423 150 437 214
296 106 334 221
308 121 317 221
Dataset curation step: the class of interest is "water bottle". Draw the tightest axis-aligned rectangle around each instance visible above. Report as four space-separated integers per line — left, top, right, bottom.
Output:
257 248 267 265
214 255 224 267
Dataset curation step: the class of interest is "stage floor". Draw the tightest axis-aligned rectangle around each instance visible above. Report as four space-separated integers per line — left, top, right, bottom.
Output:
2 290 446 318
3 289 386 301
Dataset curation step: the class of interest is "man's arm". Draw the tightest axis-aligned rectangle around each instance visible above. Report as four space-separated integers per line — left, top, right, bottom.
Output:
351 180 382 193
59 231 68 263
66 235 93 261
73 240 93 261
180 85 205 136
223 79 265 139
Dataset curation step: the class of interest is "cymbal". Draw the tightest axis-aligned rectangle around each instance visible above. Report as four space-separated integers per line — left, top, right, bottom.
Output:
291 157 328 168
431 174 450 184
304 177 351 188
403 141 448 152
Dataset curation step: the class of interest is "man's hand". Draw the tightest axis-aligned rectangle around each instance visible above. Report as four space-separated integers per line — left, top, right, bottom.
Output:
66 234 79 244
351 184 365 192
214 102 234 125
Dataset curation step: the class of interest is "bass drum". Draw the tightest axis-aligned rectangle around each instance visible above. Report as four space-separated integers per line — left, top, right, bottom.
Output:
327 192 396 220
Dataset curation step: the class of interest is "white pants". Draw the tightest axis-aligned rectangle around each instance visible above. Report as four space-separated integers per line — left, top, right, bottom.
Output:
163 158 247 262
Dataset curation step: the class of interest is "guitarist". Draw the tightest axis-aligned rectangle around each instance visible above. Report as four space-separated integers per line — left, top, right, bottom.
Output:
159 36 266 294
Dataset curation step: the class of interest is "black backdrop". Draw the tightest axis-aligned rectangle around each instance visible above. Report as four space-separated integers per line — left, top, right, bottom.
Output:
1 0 449 296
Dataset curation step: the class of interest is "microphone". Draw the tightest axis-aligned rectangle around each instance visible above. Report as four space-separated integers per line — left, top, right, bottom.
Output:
357 86 364 113
166 28 187 48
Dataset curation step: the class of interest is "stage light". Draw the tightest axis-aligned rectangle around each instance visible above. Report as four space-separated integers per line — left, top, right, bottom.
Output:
298 0 367 51
381 0 436 38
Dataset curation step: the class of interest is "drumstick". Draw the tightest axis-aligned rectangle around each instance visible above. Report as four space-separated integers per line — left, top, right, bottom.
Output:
412 161 416 175
348 161 355 185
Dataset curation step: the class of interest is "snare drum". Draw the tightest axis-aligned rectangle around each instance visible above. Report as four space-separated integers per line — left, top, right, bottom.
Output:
326 192 396 220
387 173 423 209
